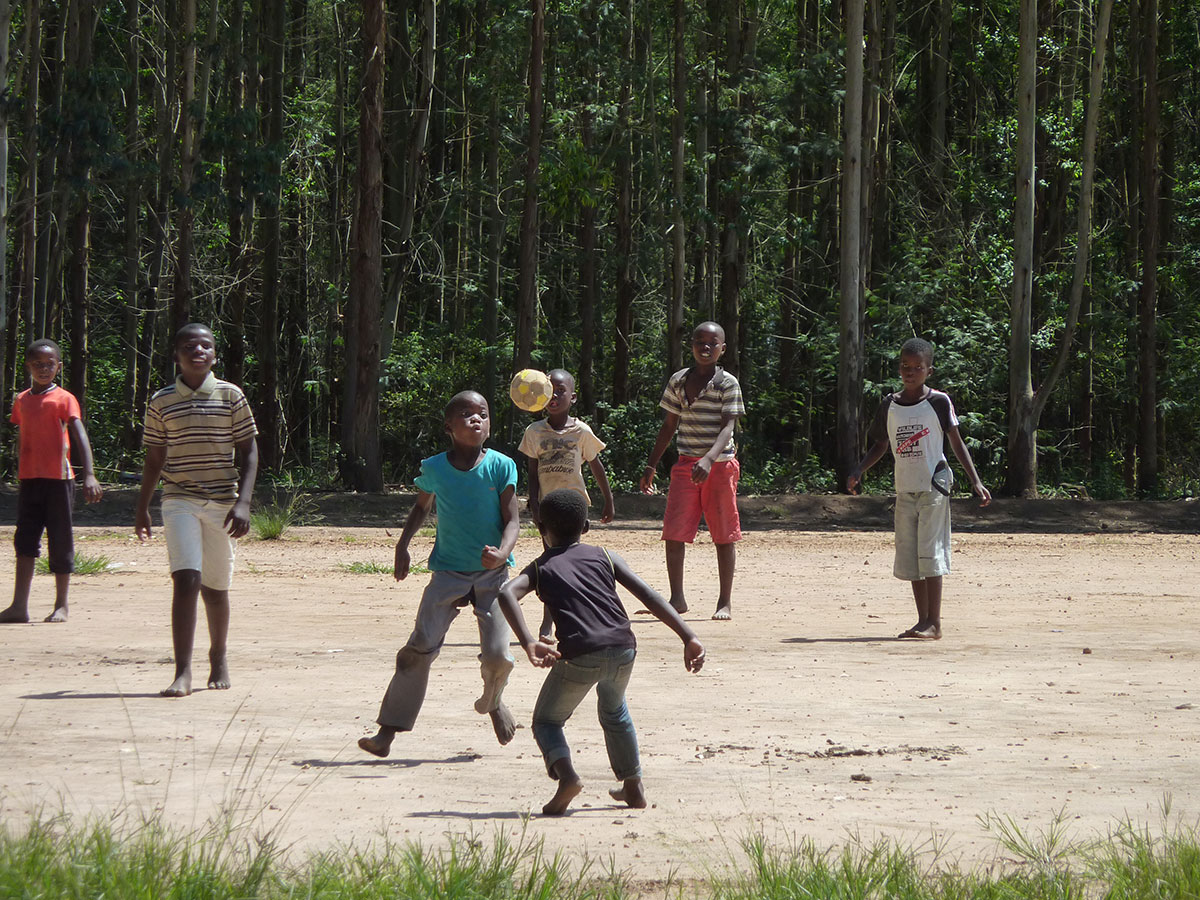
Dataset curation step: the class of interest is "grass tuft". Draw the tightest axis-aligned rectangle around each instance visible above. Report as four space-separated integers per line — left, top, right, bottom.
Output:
35 552 112 575
251 493 321 540
337 560 393 575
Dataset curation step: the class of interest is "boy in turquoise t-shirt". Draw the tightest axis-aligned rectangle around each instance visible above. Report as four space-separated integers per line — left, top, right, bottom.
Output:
357 390 521 756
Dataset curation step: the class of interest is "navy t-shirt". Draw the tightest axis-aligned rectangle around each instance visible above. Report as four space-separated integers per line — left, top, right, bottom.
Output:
521 543 637 659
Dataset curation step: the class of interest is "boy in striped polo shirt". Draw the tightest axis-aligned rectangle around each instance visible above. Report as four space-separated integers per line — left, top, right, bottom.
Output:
639 321 744 620
135 323 259 697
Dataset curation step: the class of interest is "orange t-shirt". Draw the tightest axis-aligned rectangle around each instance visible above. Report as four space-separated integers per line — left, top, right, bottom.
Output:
10 386 82 480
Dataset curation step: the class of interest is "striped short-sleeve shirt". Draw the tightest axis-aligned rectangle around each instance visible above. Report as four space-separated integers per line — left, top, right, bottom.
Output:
144 373 258 502
659 366 744 461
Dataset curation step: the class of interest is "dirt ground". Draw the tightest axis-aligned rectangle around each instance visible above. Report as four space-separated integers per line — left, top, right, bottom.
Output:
1 516 1198 890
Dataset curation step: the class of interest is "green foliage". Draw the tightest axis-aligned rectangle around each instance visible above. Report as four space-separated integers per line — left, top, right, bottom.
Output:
336 560 392 575
250 493 319 541
35 553 113 576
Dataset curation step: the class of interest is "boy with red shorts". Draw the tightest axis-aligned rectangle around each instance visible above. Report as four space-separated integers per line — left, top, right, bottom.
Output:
639 321 744 620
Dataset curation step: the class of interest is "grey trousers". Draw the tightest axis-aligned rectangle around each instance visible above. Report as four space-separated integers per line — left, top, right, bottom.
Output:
376 568 515 731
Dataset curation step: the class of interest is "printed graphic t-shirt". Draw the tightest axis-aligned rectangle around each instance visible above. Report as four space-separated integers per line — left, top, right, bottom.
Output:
867 389 959 493
518 418 606 502
414 449 518 571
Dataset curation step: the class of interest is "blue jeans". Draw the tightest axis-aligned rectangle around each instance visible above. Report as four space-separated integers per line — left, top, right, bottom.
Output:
532 647 641 781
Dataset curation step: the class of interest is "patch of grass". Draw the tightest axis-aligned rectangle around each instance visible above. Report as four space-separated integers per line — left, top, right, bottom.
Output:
251 493 321 540
36 552 113 575
337 560 392 575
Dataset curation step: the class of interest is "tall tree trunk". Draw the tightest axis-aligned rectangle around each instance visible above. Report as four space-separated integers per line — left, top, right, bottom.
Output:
0 0 12 427
1136 0 1159 494
224 0 256 391
612 0 633 404
514 0 544 371
257 0 285 471
18 0 39 353
577 0 598 411
668 0 686 375
1006 0 1037 497
342 0 386 491
142 0 172 402
171 0 196 338
837 0 866 487
121 0 141 452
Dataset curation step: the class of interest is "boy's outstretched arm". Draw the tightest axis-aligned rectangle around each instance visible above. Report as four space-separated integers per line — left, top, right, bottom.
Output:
67 418 103 503
224 436 259 538
947 426 992 506
639 412 681 494
847 439 890 493
482 485 520 569
394 490 435 579
610 551 705 672
134 445 168 540
588 457 615 523
497 573 561 667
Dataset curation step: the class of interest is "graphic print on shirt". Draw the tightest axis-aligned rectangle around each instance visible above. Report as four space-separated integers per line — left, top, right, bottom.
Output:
895 416 931 458
537 438 578 479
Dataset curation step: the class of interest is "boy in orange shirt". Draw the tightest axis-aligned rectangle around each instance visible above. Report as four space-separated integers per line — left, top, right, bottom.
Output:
1 339 102 624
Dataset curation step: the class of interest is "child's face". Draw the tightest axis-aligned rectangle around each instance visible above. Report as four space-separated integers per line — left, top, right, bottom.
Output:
691 326 726 366
544 372 576 416
445 396 491 448
175 328 217 380
898 351 932 391
26 348 62 390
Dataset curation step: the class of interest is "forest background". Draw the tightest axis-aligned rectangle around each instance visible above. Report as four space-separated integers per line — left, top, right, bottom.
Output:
0 0 1195 501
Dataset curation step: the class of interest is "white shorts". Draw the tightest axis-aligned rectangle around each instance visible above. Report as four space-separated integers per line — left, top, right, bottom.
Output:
161 496 237 590
893 490 951 581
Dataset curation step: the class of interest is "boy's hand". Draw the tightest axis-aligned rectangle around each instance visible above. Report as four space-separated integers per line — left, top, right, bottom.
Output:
394 545 411 580
639 466 656 494
690 457 712 484
600 497 615 524
525 641 561 668
481 545 506 569
134 507 153 541
82 474 103 503
974 482 992 507
684 637 706 672
224 499 252 538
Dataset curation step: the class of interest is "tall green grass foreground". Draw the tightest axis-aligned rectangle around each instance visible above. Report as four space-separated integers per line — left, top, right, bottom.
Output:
3 810 1200 899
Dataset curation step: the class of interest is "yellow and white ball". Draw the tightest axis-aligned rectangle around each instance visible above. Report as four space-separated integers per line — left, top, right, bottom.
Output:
509 369 553 413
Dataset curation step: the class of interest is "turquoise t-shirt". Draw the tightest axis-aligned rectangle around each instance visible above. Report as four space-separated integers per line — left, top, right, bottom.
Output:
414 448 518 572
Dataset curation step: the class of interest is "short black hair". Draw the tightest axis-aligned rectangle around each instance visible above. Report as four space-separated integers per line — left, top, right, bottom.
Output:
546 368 575 390
900 337 934 365
693 321 725 341
27 338 62 360
444 390 488 419
539 489 588 539
174 322 214 348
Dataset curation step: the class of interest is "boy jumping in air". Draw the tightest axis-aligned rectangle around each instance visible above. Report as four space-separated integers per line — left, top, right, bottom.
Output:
135 323 259 696
640 321 744 620
358 390 520 756
2 339 102 624
498 489 705 816
847 337 990 640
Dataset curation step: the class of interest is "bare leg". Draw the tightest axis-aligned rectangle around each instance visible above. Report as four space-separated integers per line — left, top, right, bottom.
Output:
358 725 399 757
712 542 736 620
608 776 647 809
543 758 583 816
162 569 202 696
44 572 70 622
901 577 942 639
665 540 687 613
0 557 36 623
201 586 231 688
537 607 555 643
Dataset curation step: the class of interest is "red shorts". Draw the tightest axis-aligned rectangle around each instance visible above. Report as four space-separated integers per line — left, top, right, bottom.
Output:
661 456 742 544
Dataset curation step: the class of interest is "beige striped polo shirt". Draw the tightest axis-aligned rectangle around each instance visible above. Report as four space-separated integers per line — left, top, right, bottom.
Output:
144 373 258 502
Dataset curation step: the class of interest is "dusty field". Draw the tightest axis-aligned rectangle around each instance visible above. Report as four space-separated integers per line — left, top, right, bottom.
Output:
1 520 1198 888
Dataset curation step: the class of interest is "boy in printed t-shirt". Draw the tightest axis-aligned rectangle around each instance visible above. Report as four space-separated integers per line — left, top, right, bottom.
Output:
1 339 103 624
847 337 990 640
519 368 615 641
135 323 259 696
639 322 744 620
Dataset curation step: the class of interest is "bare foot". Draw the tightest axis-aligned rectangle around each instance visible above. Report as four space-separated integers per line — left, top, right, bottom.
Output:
608 776 647 809
490 703 516 745
43 607 68 623
669 597 688 615
0 605 30 624
542 778 583 815
911 623 942 640
357 731 393 758
207 652 230 690
161 673 192 697
711 603 731 621
897 623 922 639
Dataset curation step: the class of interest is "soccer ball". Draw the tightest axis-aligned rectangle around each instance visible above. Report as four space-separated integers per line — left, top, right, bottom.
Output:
510 369 553 413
